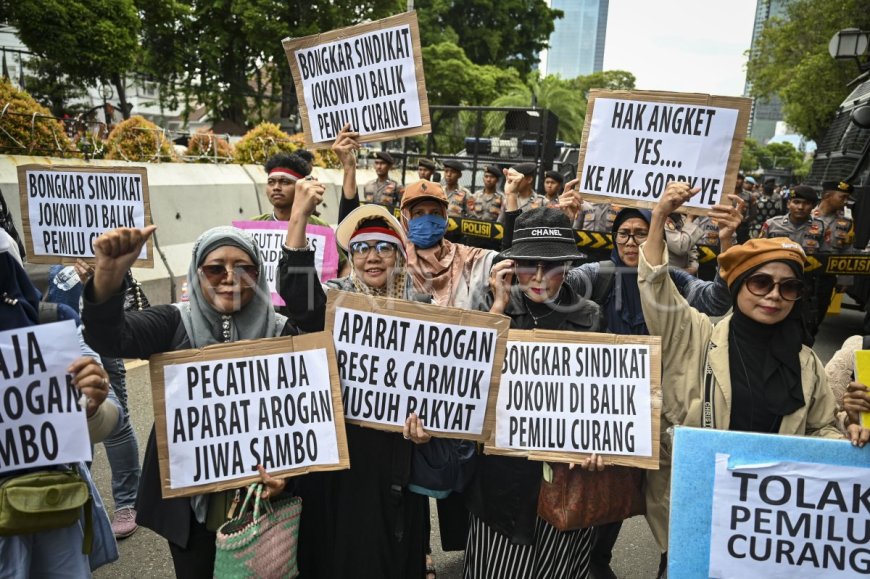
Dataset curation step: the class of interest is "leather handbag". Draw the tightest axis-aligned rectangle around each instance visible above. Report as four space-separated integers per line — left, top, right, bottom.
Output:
537 463 646 531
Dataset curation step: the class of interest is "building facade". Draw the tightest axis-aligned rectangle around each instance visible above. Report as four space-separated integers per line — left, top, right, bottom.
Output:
744 0 792 143
540 0 609 79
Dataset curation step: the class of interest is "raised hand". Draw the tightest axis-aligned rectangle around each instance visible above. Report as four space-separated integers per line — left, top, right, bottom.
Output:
488 259 514 314
68 356 110 417
332 123 360 169
91 226 156 302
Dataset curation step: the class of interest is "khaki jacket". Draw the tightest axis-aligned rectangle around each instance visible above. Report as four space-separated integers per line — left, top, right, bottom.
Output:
636 244 841 550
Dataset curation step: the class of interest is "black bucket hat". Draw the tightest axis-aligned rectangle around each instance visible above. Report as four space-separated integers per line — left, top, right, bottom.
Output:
499 207 585 262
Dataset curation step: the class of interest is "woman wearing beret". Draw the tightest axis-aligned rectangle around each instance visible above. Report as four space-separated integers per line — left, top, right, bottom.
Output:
638 182 869 572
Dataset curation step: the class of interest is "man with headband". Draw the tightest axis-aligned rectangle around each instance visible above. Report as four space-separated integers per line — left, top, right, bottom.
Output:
252 151 347 274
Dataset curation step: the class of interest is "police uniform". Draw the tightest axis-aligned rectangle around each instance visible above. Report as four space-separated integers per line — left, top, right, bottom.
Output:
750 192 786 238
586 202 623 233
363 178 402 206
445 184 474 217
469 189 505 221
813 208 853 250
759 214 828 254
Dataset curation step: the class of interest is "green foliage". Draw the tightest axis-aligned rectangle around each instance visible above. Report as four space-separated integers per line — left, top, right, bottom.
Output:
423 42 524 106
740 138 763 173
7 0 140 116
104 116 177 162
22 57 90 117
571 70 637 96
740 138 806 172
746 0 870 142
487 73 585 143
416 0 562 76
232 123 302 165
0 78 73 156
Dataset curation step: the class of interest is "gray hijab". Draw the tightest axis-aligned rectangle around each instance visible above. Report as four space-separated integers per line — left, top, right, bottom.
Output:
178 226 286 348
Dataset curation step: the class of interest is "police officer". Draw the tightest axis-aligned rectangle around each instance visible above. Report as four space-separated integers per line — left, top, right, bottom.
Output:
814 180 854 251
542 170 565 208
363 151 401 206
469 165 504 221
585 202 623 233
760 185 831 338
442 159 474 217
417 158 436 181
498 162 545 222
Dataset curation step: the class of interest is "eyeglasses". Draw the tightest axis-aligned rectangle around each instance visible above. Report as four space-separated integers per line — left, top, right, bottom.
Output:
744 273 804 301
198 264 260 287
615 230 649 245
513 260 568 276
267 177 296 187
349 241 397 258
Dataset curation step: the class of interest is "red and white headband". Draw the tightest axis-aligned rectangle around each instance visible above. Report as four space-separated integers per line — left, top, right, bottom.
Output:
268 167 304 181
349 226 406 257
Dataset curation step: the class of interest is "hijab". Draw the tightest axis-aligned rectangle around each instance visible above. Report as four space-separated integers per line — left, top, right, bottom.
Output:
605 208 651 335
178 226 286 348
727 262 806 432
1 230 40 331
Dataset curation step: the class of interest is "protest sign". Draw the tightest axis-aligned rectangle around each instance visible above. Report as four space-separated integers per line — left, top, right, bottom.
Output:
576 90 751 215
282 11 430 145
854 349 870 428
17 164 153 265
149 332 349 498
325 290 509 441
0 320 91 474
669 427 870 579
233 220 340 305
486 329 661 469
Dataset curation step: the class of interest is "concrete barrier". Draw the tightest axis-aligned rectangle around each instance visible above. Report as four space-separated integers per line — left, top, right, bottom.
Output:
0 155 398 304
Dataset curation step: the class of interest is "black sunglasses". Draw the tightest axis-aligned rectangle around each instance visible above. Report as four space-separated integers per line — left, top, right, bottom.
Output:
198 264 259 287
513 260 568 276
744 273 804 301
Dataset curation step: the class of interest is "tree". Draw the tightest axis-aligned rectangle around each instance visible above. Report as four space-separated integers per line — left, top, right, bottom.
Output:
7 0 140 119
746 0 870 142
740 138 763 173
572 70 636 96
137 0 402 128
761 142 805 171
22 57 90 117
486 73 586 143
416 0 562 76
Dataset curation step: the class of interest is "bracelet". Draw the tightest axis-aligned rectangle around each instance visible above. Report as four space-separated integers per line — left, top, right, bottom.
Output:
282 242 311 252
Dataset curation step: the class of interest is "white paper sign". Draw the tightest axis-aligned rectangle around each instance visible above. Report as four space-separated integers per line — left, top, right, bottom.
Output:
294 24 423 143
0 320 92 473
495 341 653 457
580 98 740 208
23 168 148 259
709 454 870 578
332 307 497 435
162 348 340 489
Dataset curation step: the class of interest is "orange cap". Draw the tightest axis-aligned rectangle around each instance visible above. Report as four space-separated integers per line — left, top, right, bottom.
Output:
400 180 448 210
718 237 807 288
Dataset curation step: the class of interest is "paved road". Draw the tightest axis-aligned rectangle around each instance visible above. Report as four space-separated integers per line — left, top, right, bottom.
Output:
91 306 866 578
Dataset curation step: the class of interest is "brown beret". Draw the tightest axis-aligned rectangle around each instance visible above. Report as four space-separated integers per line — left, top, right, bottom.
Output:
718 237 807 288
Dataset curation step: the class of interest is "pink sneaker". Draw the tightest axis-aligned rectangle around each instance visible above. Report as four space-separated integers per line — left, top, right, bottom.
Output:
112 506 139 539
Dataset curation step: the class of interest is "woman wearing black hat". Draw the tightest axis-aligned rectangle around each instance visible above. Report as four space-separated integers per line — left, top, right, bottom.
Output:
639 182 867 576
463 207 603 579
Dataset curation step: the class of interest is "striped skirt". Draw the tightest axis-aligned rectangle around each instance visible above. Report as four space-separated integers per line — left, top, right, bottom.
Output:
463 513 593 579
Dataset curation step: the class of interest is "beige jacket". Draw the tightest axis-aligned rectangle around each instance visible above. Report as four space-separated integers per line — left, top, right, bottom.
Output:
637 244 842 550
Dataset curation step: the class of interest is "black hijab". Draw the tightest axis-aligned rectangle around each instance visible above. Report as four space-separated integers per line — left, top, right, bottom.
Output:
728 262 806 432
0 231 40 331
605 208 652 335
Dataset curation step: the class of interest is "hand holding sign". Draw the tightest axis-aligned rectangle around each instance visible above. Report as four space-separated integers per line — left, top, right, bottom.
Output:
708 194 743 250
488 259 514 315
332 123 361 169
654 181 701 217
558 178 583 223
92 225 157 302
68 356 110 417
257 465 287 499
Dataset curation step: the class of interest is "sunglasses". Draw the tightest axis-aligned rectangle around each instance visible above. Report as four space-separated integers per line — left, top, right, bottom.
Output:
198 264 259 287
513 260 568 276
349 241 397 257
744 273 804 301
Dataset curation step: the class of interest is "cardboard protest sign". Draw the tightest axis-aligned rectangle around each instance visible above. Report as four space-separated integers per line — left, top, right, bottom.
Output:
282 11 430 146
485 329 661 469
576 90 752 215
17 164 153 266
149 332 349 498
0 320 91 474
233 220 340 305
669 427 870 579
325 290 509 441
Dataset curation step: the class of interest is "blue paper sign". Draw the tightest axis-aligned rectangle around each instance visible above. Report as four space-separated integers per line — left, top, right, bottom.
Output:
669 427 870 579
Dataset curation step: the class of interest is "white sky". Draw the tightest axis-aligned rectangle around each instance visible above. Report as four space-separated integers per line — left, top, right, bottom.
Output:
603 0 758 96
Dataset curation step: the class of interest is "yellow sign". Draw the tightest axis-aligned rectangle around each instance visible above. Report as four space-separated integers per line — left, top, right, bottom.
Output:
825 256 870 275
461 219 492 238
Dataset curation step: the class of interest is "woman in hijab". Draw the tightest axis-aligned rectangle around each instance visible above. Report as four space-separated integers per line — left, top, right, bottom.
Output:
464 207 603 579
276 178 430 578
638 182 868 572
82 225 310 578
0 229 119 577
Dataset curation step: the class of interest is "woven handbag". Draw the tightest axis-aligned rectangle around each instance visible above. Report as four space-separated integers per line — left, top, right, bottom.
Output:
214 484 302 579
537 463 645 531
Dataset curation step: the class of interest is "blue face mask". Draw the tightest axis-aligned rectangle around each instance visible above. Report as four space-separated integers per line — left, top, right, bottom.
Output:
407 214 447 249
